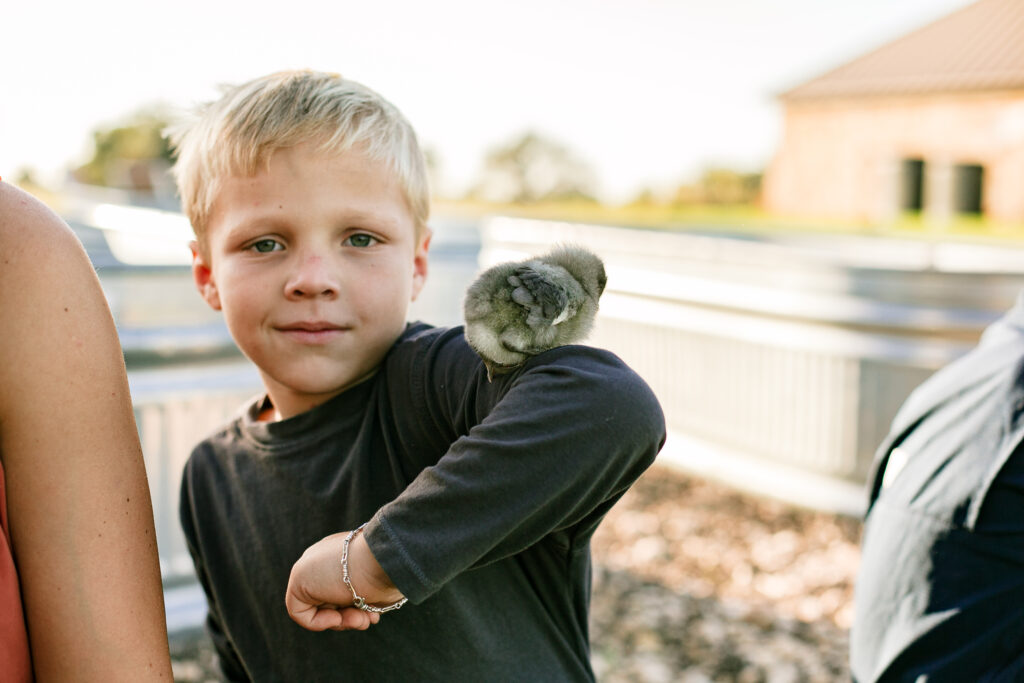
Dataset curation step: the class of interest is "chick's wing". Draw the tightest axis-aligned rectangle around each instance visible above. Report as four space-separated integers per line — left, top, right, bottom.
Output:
509 264 572 329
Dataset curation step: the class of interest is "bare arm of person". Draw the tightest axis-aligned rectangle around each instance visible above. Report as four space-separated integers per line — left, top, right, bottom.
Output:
0 183 173 681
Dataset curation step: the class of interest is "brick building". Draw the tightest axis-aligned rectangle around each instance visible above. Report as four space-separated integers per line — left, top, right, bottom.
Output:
763 0 1024 224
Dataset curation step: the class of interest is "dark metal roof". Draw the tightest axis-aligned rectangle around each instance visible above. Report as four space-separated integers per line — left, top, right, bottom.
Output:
782 0 1024 101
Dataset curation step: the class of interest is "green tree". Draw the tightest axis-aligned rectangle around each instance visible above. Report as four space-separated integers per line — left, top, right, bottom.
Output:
73 109 174 191
700 168 762 205
469 131 597 204
674 168 762 206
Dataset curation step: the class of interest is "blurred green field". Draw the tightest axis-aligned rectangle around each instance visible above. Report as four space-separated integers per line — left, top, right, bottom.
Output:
435 199 1024 246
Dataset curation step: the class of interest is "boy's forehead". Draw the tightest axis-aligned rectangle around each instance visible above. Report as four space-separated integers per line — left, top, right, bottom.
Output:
224 142 399 192
205 145 421 237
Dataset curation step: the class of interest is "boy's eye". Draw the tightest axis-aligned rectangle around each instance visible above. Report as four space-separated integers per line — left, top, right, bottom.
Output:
249 238 282 253
345 234 377 248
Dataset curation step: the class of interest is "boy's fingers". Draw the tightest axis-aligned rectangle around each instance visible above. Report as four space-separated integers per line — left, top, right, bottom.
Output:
285 590 343 631
284 590 308 624
289 603 343 631
328 608 380 631
287 595 379 632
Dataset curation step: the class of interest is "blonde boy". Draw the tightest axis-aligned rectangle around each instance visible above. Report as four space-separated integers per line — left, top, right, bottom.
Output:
171 70 664 681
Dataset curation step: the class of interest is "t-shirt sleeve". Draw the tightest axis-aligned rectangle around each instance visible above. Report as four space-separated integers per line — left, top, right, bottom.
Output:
179 456 249 682
364 335 665 603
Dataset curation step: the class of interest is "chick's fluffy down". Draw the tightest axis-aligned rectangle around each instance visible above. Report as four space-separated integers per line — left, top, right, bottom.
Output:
463 245 606 379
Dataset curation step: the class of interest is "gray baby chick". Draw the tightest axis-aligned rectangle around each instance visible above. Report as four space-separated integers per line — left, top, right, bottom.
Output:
464 245 607 380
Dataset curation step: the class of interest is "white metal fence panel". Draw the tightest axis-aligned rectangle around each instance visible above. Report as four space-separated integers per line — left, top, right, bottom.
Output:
478 216 1024 487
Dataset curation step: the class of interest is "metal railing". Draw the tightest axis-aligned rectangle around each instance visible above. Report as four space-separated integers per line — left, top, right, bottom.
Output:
478 217 1024 513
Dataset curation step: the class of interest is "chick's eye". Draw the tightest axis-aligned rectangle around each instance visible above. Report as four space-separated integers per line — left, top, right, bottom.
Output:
249 238 282 253
345 233 376 248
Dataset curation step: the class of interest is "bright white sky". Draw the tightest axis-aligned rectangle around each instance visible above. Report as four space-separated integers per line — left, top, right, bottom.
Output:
2 0 975 203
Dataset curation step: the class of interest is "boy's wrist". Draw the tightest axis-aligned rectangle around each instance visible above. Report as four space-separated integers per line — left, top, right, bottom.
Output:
344 525 406 610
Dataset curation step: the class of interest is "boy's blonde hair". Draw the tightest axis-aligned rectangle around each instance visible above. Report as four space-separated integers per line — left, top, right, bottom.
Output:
168 70 430 244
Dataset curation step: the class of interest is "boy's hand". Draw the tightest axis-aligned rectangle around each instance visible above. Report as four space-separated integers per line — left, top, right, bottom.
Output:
285 530 404 632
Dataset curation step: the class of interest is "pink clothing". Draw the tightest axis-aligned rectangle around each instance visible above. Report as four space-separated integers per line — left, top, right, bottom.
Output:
0 460 33 682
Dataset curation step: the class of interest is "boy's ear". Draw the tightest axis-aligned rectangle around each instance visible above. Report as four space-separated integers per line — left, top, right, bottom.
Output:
190 241 222 311
410 228 432 302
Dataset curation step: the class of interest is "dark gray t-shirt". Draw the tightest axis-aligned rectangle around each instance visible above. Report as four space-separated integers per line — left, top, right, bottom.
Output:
180 323 665 682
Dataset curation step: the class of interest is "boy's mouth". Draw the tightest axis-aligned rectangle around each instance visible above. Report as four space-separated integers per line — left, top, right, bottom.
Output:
275 321 350 343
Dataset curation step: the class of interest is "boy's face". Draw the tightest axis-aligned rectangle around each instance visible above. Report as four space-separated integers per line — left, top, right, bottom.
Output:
192 142 430 420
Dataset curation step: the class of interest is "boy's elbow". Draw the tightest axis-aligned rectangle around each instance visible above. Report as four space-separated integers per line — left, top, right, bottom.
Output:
519 345 667 461
574 348 667 457
616 373 667 461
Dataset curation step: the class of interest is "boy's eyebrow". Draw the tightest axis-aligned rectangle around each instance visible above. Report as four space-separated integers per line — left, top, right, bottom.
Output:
328 207 396 227
221 207 408 239
220 215 286 241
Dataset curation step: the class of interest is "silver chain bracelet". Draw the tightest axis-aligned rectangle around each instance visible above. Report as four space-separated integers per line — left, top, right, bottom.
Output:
341 523 408 614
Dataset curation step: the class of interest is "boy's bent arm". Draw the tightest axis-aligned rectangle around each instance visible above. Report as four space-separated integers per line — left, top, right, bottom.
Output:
0 184 173 680
366 345 665 604
286 344 664 625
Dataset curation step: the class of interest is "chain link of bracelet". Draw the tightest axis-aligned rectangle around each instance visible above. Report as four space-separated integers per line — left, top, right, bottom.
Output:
341 523 408 614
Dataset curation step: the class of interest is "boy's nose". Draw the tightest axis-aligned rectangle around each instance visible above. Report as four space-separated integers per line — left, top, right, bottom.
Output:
285 254 339 300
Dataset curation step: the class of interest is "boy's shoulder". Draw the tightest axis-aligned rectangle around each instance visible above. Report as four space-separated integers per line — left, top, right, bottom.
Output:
392 321 660 427
391 321 461 353
392 320 637 374
393 321 485 353
389 322 635 386
394 320 653 392
384 322 478 381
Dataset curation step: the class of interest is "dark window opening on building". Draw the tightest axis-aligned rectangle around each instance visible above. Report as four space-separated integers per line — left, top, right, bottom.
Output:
900 158 924 211
953 163 984 214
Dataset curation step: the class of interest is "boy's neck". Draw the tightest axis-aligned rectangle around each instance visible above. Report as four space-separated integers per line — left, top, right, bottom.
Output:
259 367 381 422
257 404 280 422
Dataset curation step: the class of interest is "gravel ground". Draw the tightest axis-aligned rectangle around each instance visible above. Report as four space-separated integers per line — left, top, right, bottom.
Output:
589 464 861 682
170 464 863 682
